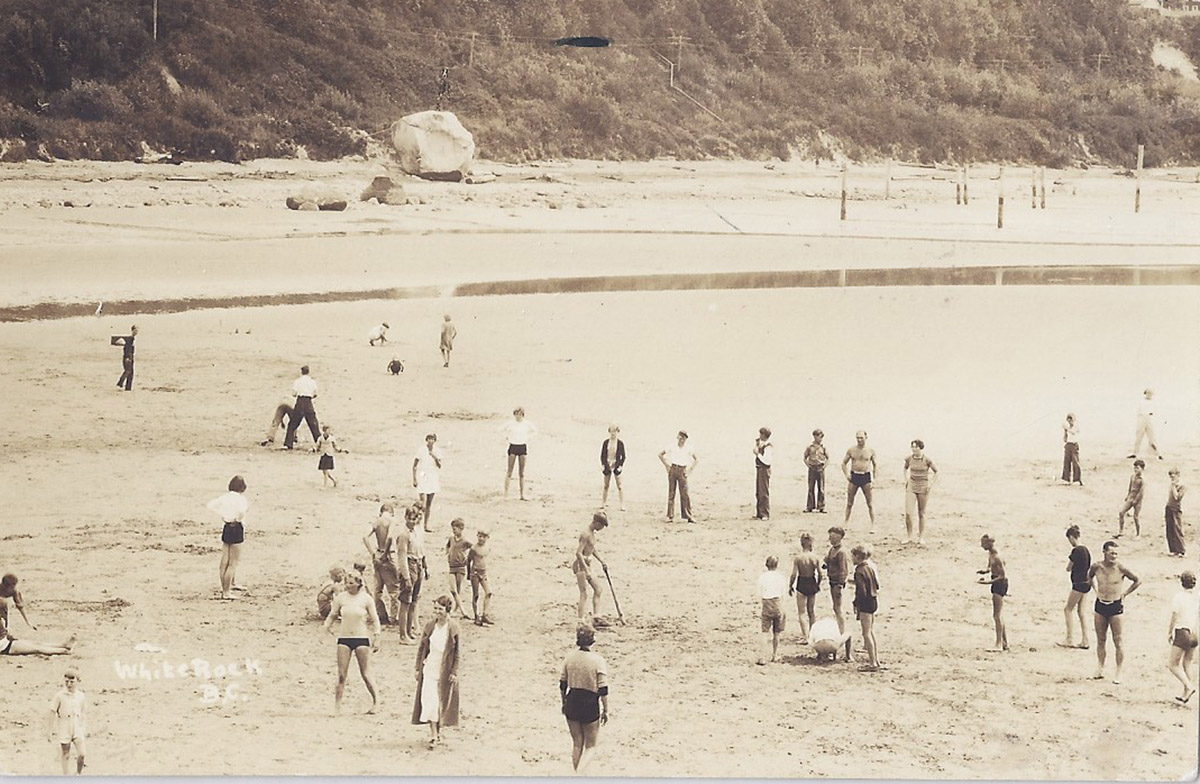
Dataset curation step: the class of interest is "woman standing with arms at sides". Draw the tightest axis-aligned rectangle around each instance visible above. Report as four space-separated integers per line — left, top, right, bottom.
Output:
560 624 609 773
600 424 626 511
502 407 536 500
322 571 381 714
413 595 460 747
208 475 248 601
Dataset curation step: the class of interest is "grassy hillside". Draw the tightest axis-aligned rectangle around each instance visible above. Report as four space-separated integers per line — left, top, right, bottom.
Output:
1 0 1199 165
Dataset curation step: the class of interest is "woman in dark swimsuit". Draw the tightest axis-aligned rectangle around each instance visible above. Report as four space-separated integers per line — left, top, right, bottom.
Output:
789 532 822 644
560 624 609 773
322 571 380 714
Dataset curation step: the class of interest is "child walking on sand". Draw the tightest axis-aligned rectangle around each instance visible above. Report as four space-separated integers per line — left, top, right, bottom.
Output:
467 530 493 626
314 424 346 487
789 533 822 644
48 669 87 775
757 556 788 665
445 519 473 619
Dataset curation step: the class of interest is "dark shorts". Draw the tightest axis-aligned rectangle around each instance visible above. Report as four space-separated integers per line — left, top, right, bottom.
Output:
854 596 878 615
1071 581 1091 594
0 635 13 655
221 522 244 545
337 637 370 651
849 472 872 488
991 579 1009 597
318 454 334 471
449 565 467 576
508 443 528 457
1174 628 1199 650
795 576 820 597
563 688 601 724
1095 599 1124 618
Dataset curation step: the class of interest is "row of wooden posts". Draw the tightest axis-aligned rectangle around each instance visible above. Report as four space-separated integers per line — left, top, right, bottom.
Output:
838 144 1148 226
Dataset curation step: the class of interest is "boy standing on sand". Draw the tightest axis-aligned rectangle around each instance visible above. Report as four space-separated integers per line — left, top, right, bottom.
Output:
822 527 852 661
804 429 828 513
468 530 493 626
790 533 822 644
976 534 1009 652
401 508 427 640
48 669 87 775
393 511 415 642
757 556 788 665
363 504 400 625
1166 468 1187 557
852 544 881 672
574 512 609 623
1118 460 1145 538
1060 526 1091 649
445 518 473 619
440 314 457 367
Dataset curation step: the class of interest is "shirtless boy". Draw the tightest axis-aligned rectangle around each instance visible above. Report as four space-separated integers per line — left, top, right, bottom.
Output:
976 534 1009 652
574 512 609 622
468 530 494 626
1087 540 1142 684
842 431 878 531
445 518 473 619
789 532 822 644
362 503 400 625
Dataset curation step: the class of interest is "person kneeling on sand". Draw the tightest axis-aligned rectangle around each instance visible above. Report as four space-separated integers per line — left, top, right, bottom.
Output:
809 617 851 663
317 565 347 620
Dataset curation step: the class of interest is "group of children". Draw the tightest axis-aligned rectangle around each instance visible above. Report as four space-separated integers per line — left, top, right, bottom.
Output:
758 526 881 671
319 506 494 631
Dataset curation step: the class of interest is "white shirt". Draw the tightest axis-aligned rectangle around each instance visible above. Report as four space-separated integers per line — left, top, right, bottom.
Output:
756 442 773 467
1138 397 1156 417
758 570 788 600
414 447 443 494
207 491 248 523
505 419 536 445
292 375 318 397
665 443 696 467
1171 588 1200 632
1063 420 1079 443
368 324 388 341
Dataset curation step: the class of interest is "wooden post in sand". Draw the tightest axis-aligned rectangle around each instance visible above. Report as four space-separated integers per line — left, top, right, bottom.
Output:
1039 167 1046 209
963 164 969 205
1135 145 1144 213
997 165 1005 229
955 166 962 205
1030 168 1037 209
885 158 892 200
840 162 848 221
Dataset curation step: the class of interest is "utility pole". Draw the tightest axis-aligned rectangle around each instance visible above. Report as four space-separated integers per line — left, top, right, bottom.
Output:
671 34 688 75
153 0 158 42
468 32 476 67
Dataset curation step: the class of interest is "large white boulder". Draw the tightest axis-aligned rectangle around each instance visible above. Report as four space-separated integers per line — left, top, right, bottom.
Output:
390 111 475 181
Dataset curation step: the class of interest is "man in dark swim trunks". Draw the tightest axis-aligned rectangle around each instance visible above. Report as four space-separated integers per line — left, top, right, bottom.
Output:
841 430 878 532
1087 540 1141 684
976 534 1009 652
1060 526 1091 649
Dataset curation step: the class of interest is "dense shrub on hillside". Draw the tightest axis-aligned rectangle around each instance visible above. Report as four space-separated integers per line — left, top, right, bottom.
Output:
0 0 1197 163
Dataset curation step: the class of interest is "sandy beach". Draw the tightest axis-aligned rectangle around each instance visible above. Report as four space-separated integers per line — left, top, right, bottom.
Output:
1 158 1198 778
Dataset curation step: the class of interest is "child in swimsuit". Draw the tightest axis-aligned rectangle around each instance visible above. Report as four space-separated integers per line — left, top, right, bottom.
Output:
790 533 822 644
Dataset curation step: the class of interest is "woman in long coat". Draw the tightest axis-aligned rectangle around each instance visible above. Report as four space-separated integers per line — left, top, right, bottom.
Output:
413 594 460 746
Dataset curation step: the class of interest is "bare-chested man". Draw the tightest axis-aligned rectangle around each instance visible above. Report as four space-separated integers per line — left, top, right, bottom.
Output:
574 511 609 622
1087 540 1141 684
842 430 878 531
976 534 1009 652
362 503 400 625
